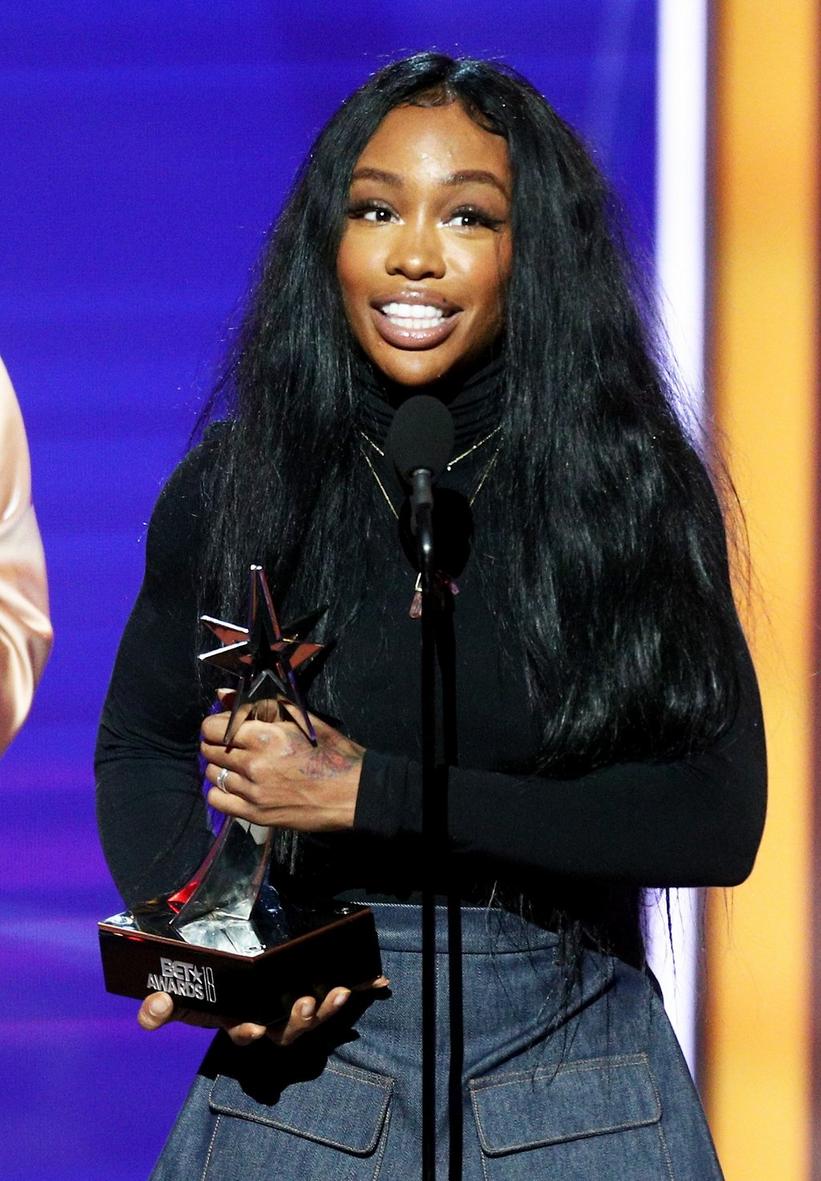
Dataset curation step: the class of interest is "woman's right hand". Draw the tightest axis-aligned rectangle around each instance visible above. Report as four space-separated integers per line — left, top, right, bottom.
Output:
137 975 389 1047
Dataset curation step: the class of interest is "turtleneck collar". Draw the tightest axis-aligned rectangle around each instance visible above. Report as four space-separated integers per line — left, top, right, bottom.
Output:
355 352 504 455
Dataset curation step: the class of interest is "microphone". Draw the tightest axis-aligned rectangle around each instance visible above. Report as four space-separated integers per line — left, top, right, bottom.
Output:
385 394 455 484
385 395 455 582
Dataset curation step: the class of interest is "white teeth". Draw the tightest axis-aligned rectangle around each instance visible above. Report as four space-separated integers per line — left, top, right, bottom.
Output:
381 302 445 323
389 316 443 330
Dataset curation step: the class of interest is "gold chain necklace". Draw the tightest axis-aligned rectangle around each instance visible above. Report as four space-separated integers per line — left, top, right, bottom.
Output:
360 423 501 477
359 429 501 616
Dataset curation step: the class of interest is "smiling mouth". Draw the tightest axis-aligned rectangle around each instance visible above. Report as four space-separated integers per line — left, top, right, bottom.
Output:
371 300 461 350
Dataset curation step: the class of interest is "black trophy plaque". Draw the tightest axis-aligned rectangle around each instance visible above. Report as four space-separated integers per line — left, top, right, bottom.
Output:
99 566 381 1026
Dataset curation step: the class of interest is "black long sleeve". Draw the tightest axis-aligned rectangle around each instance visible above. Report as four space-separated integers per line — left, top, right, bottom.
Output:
96 442 216 906
354 634 766 888
96 432 766 909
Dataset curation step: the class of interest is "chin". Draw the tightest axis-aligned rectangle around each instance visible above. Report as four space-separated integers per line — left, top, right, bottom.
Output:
388 368 447 387
373 350 455 388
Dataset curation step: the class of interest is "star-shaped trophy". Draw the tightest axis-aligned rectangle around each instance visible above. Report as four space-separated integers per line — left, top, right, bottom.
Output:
98 566 381 1026
198 564 323 747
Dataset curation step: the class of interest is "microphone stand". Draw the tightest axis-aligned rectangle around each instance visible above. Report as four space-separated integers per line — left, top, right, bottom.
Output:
387 394 455 1179
411 468 439 1181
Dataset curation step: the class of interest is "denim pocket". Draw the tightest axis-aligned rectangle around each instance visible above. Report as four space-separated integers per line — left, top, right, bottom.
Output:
205 1059 394 1181
470 1052 673 1180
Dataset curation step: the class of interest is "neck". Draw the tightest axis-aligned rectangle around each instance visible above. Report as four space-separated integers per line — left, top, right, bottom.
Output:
356 353 504 453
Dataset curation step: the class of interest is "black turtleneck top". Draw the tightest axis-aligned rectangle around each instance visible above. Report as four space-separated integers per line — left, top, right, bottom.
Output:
95 362 766 959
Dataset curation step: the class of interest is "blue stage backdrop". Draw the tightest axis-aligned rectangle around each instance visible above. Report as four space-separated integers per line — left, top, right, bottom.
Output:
0 4 656 1178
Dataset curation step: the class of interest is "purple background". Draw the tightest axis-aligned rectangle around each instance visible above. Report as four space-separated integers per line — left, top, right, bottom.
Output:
0 3 656 1177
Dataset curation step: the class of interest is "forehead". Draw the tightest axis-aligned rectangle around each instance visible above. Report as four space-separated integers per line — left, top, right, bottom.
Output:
354 102 510 182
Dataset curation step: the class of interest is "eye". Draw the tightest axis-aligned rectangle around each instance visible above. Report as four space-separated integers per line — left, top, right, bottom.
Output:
347 201 397 223
443 205 505 231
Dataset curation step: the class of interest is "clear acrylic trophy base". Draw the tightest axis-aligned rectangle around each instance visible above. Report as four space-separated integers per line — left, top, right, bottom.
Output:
98 899 381 1027
98 817 382 1026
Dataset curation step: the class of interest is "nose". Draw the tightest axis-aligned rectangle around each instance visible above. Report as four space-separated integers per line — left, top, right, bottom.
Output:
385 217 445 280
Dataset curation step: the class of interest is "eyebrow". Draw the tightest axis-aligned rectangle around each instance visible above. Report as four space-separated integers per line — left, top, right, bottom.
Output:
350 166 509 197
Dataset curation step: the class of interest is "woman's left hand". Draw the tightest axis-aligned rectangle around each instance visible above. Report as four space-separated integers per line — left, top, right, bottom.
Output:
200 694 363 832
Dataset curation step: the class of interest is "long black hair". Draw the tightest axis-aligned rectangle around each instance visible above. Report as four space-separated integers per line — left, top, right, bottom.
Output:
197 52 739 779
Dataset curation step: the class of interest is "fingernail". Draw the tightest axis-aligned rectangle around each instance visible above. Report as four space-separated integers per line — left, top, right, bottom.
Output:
332 990 350 1008
300 999 316 1019
147 994 171 1017
235 1027 263 1045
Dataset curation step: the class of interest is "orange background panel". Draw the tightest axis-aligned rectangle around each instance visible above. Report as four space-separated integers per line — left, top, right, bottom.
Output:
706 2 818 1179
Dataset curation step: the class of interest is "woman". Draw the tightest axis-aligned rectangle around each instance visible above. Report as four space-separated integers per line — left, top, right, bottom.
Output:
97 54 766 1179
0 358 51 755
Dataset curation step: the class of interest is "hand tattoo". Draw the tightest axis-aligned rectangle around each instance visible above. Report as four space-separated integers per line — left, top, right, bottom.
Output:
300 742 361 781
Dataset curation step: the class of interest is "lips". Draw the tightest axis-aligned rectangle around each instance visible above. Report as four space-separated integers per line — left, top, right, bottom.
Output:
370 293 462 351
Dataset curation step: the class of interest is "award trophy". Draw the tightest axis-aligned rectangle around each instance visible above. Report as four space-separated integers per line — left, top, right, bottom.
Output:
99 566 381 1026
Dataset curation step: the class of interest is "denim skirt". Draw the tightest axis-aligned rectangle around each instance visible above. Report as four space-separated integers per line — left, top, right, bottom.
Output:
149 902 724 1180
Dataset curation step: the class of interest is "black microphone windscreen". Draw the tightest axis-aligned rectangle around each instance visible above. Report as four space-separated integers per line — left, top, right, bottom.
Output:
385 395 455 481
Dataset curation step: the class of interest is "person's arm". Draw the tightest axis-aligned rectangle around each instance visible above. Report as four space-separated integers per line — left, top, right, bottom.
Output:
96 442 389 1045
0 360 52 755
354 634 766 888
95 442 216 907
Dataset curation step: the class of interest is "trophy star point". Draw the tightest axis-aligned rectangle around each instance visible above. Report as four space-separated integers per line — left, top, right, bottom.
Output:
202 615 249 641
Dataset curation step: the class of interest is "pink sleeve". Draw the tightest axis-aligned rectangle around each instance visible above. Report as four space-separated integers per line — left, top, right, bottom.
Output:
0 359 52 754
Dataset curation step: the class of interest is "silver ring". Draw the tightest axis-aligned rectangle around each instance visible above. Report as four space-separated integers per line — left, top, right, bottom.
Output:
216 767 230 793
